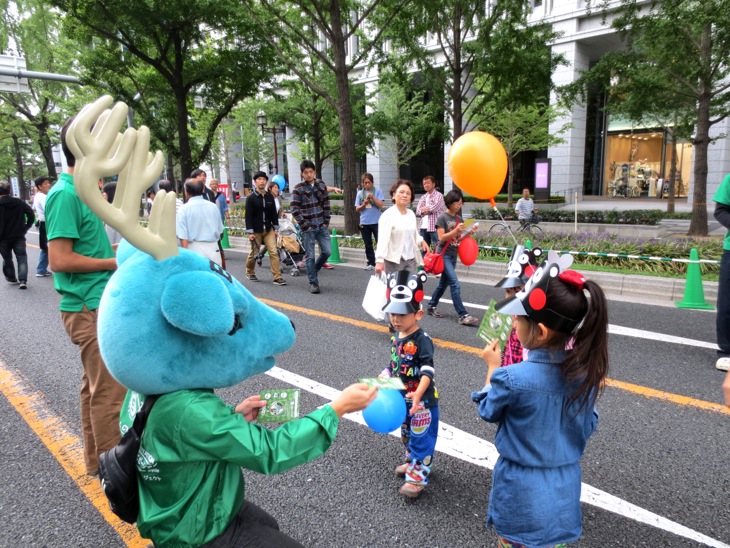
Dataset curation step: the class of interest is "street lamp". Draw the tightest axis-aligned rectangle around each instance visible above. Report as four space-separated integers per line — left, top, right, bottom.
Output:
257 111 283 175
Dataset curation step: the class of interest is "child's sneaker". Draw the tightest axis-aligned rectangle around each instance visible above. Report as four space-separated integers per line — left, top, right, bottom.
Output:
394 463 409 478
399 482 426 498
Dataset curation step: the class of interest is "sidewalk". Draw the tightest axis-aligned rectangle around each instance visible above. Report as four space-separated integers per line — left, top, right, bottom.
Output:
224 235 718 308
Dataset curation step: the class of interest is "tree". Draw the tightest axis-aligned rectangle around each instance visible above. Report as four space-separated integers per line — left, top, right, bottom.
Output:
0 0 80 181
379 0 564 141
479 102 571 208
52 0 278 180
586 0 730 235
243 0 405 234
369 73 449 169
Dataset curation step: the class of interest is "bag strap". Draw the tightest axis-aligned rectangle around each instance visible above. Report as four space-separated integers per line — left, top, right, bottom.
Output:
130 394 161 437
437 218 460 255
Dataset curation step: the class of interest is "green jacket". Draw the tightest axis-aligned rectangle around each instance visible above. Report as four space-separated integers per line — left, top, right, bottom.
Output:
120 389 340 547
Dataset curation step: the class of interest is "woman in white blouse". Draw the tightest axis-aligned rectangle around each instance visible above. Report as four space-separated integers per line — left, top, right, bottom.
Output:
375 179 429 276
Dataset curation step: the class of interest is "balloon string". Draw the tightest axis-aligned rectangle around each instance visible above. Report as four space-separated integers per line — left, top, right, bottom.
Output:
492 206 519 246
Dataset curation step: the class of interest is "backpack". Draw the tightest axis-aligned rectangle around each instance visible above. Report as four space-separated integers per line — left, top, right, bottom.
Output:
98 394 160 523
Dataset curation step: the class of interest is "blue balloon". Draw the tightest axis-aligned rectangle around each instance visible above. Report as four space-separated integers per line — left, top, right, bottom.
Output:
362 389 407 434
271 174 286 191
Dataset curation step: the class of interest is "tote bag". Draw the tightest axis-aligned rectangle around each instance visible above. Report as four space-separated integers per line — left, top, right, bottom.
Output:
362 274 388 321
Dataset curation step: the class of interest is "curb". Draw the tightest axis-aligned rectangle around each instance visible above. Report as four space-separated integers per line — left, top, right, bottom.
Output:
227 236 717 307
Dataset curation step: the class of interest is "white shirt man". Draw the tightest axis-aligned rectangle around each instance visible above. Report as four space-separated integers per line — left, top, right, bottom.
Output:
177 178 224 263
515 188 537 223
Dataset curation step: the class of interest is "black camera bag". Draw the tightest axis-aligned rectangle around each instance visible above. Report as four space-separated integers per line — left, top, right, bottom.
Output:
98 394 160 523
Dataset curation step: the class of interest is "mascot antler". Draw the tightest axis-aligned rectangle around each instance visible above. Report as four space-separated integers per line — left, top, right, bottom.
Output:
67 95 178 261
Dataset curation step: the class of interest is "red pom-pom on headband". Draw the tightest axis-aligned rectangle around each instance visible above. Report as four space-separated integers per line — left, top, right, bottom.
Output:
558 269 586 290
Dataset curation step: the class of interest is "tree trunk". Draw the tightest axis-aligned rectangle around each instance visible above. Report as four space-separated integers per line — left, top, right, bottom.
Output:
688 24 711 237
176 88 193 181
313 114 323 177
450 6 463 141
12 134 27 201
37 122 58 180
667 129 678 215
506 154 515 209
329 0 358 234
167 154 178 194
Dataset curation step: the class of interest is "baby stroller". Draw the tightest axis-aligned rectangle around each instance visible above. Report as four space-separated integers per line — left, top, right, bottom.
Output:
256 214 305 276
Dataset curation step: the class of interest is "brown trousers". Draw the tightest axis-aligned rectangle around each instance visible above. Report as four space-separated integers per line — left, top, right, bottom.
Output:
61 307 126 475
246 229 281 279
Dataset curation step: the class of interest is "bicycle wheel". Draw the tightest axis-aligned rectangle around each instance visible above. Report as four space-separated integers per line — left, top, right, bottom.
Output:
488 223 511 237
631 186 641 197
524 224 542 236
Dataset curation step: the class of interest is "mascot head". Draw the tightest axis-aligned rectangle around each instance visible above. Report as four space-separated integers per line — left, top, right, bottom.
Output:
69 96 295 394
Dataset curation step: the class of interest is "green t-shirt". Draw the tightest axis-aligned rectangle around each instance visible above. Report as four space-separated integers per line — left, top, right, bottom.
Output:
120 390 340 547
45 172 114 311
713 173 730 251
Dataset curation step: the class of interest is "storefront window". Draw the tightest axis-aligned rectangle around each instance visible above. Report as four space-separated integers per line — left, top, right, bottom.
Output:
603 126 693 198
604 131 664 198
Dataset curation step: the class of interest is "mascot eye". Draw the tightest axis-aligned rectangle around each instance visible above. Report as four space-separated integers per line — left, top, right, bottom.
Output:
389 279 396 288
228 314 243 336
408 279 418 290
518 255 529 265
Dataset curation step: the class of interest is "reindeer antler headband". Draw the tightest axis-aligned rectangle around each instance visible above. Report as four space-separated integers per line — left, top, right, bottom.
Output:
67 95 178 261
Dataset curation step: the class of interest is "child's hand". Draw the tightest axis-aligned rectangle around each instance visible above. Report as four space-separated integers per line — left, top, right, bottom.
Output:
407 393 422 415
235 395 267 422
482 339 502 369
330 383 377 418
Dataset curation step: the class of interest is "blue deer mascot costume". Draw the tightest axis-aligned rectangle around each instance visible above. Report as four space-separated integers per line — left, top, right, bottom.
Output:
68 96 376 547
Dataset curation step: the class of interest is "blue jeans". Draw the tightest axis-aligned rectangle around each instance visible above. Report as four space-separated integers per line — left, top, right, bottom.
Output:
420 229 437 255
301 227 331 285
0 237 28 283
37 221 48 274
717 250 730 358
360 223 378 266
428 253 467 317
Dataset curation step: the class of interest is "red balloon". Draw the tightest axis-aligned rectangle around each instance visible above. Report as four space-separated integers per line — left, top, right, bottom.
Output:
458 236 479 266
447 131 507 205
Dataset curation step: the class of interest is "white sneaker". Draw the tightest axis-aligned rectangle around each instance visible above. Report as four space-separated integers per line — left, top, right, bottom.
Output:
716 357 730 371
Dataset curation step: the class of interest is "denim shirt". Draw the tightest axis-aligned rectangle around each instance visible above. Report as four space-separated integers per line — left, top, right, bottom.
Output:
472 349 599 546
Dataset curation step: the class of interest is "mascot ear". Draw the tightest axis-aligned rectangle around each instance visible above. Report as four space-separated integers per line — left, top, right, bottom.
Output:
161 271 235 336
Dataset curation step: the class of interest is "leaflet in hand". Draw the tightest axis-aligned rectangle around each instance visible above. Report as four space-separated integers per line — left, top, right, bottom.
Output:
358 377 406 390
477 299 514 350
258 389 300 423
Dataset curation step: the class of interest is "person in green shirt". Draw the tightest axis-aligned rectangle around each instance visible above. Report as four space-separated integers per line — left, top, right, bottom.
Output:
714 173 730 375
118 385 374 547
46 117 126 477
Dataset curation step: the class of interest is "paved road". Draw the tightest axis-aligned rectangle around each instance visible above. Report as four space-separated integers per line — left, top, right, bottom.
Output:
1 234 729 547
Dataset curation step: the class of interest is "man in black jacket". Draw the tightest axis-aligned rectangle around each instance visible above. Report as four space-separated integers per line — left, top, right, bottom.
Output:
245 172 286 286
0 180 35 289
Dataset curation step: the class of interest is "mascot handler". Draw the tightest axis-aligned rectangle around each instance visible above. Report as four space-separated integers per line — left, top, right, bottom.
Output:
67 96 376 547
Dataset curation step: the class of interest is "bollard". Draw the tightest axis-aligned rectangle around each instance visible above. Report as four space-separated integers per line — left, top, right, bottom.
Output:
329 228 344 263
675 248 713 310
221 227 232 249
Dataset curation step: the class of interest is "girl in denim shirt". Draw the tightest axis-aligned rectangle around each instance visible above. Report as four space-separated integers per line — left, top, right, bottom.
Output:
473 251 609 548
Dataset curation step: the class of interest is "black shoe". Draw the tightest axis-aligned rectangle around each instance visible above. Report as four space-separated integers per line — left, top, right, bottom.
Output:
273 278 287 286
6 278 19 285
246 274 258 281
18 282 27 290
309 283 320 294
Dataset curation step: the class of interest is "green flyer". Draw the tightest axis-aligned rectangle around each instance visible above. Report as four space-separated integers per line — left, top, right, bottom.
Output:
358 377 406 390
258 389 301 423
477 299 514 350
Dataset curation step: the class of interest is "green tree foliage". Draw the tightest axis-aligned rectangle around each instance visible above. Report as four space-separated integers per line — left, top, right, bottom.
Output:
0 0 79 182
52 0 278 181
242 0 405 234
479 102 571 207
368 72 449 168
585 0 730 236
379 0 564 141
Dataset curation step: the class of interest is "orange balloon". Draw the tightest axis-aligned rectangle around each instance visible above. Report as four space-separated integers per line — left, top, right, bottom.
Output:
447 131 507 203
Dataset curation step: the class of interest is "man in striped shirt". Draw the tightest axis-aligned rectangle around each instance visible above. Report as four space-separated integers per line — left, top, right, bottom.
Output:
416 175 445 253
515 188 537 225
290 160 331 294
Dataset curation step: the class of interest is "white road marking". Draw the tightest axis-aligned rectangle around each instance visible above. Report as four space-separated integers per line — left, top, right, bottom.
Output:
438 297 719 350
266 365 729 548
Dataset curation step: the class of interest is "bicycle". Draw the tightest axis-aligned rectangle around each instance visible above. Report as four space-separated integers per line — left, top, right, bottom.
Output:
488 217 542 237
